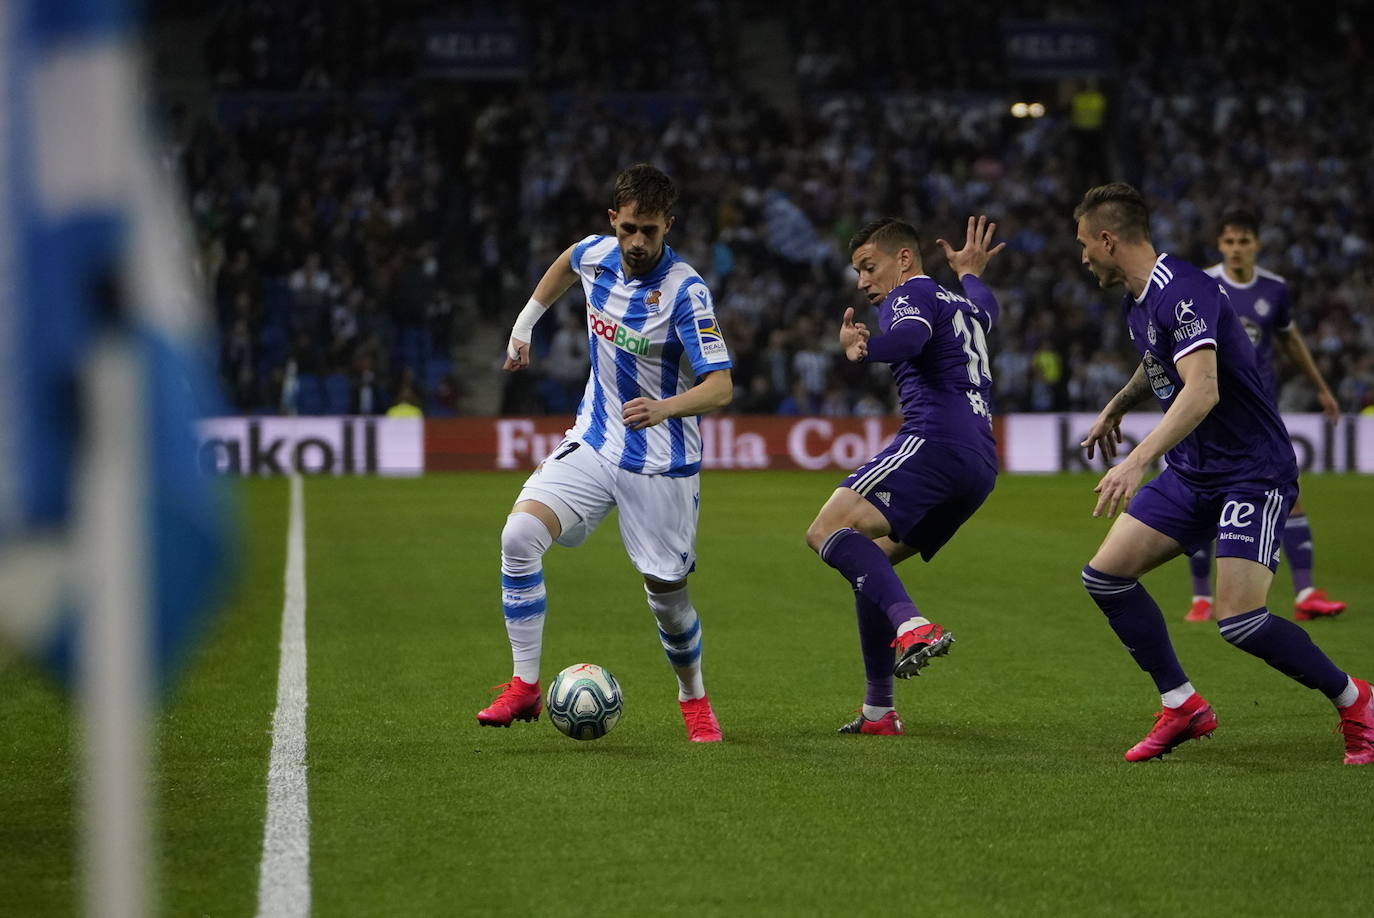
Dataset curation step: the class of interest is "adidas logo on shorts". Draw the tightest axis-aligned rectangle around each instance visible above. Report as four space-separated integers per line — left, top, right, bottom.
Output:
875 491 892 507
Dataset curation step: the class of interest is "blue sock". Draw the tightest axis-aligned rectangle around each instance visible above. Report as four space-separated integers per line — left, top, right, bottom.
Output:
1283 515 1314 594
820 529 920 630
1218 607 1349 697
1082 565 1189 694
855 595 895 708
1188 545 1213 597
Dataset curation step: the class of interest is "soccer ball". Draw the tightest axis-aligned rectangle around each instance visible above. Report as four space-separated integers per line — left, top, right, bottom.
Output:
546 663 623 740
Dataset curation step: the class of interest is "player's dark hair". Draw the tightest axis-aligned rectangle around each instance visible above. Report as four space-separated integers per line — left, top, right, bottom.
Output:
1073 183 1152 243
1218 210 1260 237
849 218 920 256
612 163 678 216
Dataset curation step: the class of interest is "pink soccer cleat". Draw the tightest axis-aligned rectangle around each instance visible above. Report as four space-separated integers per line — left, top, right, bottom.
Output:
1184 598 1213 622
476 677 542 727
836 710 905 735
1295 589 1346 621
1124 694 1218 762
679 695 723 742
1336 678 1374 766
892 622 954 679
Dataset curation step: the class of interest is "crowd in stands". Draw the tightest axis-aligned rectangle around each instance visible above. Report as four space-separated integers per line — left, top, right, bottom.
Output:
163 0 1374 418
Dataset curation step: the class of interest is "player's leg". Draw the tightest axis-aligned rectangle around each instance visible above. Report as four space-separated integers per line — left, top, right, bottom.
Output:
1083 471 1216 760
617 471 721 742
479 439 612 727
1184 543 1214 621
835 539 919 735
1212 485 1370 763
1286 496 1347 619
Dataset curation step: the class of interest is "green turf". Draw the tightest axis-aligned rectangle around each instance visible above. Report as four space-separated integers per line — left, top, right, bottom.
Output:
3 471 1372 916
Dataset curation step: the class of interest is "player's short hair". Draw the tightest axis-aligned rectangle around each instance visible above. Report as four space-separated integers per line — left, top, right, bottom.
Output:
1218 210 1260 237
849 218 920 256
612 163 677 217
1073 183 1152 243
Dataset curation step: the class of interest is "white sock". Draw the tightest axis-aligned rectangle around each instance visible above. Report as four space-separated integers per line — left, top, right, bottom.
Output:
646 584 705 701
501 512 552 684
862 704 893 721
1192 595 1211 603
895 616 931 638
1334 677 1359 709
1161 682 1196 709
1296 586 1316 603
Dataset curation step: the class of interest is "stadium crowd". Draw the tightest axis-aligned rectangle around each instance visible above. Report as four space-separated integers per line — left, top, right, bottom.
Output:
163 0 1374 418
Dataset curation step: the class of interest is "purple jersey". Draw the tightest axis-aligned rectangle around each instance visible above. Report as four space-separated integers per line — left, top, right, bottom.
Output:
1123 254 1297 488
865 275 998 467
1204 263 1292 400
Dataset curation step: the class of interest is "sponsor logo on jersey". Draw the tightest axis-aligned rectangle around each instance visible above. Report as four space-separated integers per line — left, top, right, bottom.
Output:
1142 351 1176 399
587 304 652 355
696 315 729 360
1172 316 1209 342
1241 316 1262 347
1174 299 1197 323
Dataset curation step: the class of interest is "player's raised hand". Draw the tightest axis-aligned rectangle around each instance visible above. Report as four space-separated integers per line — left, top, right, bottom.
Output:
503 337 531 372
937 215 1006 279
840 307 870 362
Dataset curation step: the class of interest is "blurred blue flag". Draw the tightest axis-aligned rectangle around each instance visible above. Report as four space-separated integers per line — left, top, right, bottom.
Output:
0 0 233 685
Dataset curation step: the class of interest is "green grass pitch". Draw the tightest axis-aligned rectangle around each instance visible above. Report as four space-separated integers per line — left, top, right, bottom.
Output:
3 471 1372 916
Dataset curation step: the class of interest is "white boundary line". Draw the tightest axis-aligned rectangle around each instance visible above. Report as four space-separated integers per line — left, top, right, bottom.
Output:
255 475 311 917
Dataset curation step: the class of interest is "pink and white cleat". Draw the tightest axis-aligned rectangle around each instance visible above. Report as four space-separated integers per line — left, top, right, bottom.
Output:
836 710 904 735
679 695 723 742
1124 693 1217 762
1336 678 1374 766
476 677 542 727
1184 597 1213 622
892 622 954 679
1295 588 1346 621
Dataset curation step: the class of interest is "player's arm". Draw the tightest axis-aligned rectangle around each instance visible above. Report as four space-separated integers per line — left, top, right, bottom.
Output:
623 370 732 430
504 245 579 371
1081 363 1153 462
1276 326 1340 423
1090 348 1219 518
858 314 931 363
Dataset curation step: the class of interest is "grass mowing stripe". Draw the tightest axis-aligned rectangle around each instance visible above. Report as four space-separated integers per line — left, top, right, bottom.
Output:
255 475 311 918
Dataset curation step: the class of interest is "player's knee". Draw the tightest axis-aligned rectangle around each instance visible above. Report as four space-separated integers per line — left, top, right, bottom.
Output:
1082 563 1136 596
804 521 829 554
502 511 553 565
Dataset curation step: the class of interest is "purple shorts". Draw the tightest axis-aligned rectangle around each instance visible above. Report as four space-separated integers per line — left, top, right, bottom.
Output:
840 435 997 561
1127 467 1297 571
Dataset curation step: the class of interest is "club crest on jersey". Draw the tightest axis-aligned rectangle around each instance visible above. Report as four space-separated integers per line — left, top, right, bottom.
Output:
647 290 662 314
1146 322 1157 345
1254 297 1271 317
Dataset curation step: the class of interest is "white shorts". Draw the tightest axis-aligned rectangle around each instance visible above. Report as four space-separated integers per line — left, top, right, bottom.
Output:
517 436 700 582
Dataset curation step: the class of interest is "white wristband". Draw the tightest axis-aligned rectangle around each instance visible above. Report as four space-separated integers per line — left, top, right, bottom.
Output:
508 297 548 359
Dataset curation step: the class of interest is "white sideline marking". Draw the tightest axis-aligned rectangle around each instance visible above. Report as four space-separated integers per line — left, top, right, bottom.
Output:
255 475 311 917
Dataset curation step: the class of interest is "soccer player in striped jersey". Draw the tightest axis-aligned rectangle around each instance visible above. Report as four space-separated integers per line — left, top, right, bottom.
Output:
805 216 1004 736
1182 211 1346 623
1074 183 1371 764
477 164 733 742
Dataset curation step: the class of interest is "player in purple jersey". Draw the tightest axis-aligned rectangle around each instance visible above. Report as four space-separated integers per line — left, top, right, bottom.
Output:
478 164 733 743
804 216 1003 736
1182 211 1346 624
1073 183 1372 764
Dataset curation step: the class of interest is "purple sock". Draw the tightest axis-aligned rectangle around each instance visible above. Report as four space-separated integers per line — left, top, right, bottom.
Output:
1283 515 1314 593
819 528 920 630
1218 607 1348 697
1082 565 1189 693
1188 545 1213 596
855 595 895 707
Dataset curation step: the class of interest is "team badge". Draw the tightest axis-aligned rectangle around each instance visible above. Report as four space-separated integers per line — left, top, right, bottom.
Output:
647 290 662 314
1255 298 1271 317
1146 322 1157 345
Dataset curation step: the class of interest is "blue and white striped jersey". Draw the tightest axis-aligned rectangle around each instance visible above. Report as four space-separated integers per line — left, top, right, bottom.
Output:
566 235 732 477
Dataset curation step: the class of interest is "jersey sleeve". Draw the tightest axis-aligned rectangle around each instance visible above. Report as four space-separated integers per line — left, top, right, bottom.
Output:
1162 278 1219 362
673 280 733 374
569 234 603 274
959 274 1000 331
1274 281 1294 332
867 288 936 362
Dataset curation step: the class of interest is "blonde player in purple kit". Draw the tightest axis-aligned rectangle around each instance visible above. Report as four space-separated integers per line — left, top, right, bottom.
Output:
1182 210 1346 623
805 216 1003 736
1073 183 1372 764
